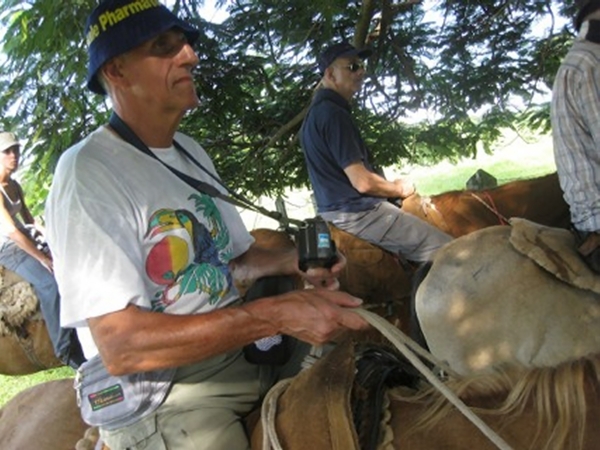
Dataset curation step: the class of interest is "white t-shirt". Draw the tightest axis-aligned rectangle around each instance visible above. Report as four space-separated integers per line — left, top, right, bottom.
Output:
45 126 254 358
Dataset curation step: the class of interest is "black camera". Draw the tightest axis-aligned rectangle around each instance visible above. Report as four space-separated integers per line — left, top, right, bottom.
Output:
296 217 338 272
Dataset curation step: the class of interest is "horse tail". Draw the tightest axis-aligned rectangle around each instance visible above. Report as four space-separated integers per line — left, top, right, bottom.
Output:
409 261 432 351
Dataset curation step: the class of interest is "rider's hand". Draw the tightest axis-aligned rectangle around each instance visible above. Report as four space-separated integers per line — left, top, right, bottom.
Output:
578 232 600 256
251 289 369 346
301 251 346 290
393 178 416 199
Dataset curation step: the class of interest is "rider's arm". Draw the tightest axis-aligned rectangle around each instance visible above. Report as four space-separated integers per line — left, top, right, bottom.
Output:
344 162 415 198
0 193 51 270
229 238 345 293
88 289 368 376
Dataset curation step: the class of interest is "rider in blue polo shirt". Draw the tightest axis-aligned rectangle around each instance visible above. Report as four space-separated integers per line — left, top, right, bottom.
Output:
301 42 452 262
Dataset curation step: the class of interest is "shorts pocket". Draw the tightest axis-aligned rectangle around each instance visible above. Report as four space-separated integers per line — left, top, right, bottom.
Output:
100 414 167 450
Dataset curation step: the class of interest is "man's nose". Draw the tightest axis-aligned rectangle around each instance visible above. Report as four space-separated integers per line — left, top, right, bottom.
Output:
179 42 199 66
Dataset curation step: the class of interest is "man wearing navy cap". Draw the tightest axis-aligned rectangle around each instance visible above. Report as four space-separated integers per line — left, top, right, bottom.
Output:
301 42 451 263
45 2 368 448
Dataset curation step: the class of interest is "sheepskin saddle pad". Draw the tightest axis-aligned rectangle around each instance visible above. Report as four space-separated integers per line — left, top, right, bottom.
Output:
0 266 39 336
509 218 600 294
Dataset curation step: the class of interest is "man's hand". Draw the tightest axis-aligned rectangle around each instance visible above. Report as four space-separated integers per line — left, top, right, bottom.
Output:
301 251 347 290
248 289 370 346
577 231 600 274
393 178 416 199
578 232 600 256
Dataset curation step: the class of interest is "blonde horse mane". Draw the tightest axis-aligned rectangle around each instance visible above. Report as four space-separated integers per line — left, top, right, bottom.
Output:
390 354 600 450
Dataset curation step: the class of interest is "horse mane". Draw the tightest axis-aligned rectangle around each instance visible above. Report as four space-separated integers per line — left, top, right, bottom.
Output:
390 353 600 450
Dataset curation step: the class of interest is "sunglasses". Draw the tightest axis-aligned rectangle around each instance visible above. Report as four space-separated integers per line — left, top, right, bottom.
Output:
343 62 365 73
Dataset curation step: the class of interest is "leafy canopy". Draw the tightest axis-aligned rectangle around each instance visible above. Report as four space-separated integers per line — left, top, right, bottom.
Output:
0 0 577 216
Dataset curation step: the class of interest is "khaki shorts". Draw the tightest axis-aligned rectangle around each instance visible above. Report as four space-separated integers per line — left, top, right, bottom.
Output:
100 340 311 450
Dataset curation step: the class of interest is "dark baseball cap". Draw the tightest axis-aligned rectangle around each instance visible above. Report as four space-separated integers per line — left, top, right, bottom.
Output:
317 41 373 75
85 0 200 95
575 0 600 31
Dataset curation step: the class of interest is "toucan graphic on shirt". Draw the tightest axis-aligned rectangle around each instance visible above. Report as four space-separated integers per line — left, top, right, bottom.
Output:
144 196 233 311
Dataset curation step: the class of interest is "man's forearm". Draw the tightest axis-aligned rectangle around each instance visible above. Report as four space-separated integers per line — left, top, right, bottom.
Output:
9 229 50 265
345 163 413 198
89 302 279 375
359 173 414 198
359 174 400 197
229 245 298 293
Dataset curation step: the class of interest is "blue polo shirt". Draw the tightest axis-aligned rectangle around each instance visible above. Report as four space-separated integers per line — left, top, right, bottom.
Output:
300 89 382 213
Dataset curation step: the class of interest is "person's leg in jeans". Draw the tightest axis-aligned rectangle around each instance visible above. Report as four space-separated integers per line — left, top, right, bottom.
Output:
0 242 72 362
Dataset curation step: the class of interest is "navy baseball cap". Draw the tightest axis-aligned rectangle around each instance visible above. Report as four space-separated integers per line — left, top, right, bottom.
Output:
317 42 373 75
85 0 200 95
575 0 600 31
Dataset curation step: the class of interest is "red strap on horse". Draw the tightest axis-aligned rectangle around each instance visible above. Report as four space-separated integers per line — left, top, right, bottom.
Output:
472 192 510 226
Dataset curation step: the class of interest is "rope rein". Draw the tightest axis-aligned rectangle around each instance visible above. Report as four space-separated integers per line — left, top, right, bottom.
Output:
470 192 510 225
261 308 514 450
261 378 292 450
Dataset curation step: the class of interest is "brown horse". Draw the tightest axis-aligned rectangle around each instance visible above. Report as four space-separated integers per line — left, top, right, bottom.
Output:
327 225 413 320
250 339 600 450
401 172 570 237
6 338 598 450
0 378 90 450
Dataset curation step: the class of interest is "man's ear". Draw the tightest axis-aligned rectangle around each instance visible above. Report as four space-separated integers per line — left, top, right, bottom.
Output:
101 57 127 91
323 66 336 84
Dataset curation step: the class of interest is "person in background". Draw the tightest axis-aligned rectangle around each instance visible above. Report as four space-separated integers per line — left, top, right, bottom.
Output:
45 2 369 449
300 42 452 263
0 131 81 367
551 0 600 273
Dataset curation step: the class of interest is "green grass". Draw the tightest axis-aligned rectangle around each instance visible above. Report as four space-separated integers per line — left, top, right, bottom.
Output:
0 366 74 407
403 132 556 195
412 157 556 195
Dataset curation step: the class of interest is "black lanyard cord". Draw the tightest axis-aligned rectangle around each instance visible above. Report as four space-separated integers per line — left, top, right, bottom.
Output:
108 112 304 227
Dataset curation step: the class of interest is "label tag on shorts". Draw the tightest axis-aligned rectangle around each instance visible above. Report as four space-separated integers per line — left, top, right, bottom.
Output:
88 384 125 411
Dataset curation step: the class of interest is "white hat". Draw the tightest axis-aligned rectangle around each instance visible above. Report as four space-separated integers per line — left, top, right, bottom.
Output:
0 132 19 153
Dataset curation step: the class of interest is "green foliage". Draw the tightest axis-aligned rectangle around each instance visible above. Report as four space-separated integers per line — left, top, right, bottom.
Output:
0 0 578 211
